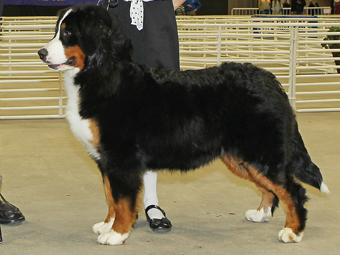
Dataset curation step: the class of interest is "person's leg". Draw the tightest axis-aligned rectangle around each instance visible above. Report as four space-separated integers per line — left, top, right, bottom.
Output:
137 1 178 231
0 0 4 16
143 171 172 232
143 171 162 217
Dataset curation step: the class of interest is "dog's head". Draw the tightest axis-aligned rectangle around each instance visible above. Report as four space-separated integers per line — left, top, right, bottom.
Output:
38 4 127 73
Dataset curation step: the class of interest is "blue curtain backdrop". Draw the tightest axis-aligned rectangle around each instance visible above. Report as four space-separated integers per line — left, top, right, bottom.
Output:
2 0 97 15
4 0 96 6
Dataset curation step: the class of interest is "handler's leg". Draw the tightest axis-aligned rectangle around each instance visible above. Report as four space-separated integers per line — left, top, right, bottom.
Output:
143 171 172 232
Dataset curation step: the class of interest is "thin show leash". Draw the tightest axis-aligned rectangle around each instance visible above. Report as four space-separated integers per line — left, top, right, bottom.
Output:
97 0 118 10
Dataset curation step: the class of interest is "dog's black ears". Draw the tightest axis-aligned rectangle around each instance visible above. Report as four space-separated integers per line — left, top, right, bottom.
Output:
78 7 112 56
79 20 109 56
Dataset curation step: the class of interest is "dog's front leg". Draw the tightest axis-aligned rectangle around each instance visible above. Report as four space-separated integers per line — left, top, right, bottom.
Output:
92 176 116 236
94 174 140 245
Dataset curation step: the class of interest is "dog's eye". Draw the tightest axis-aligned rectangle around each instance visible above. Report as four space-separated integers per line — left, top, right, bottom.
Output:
62 29 72 37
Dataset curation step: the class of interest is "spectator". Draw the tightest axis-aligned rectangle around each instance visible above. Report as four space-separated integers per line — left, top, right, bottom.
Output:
273 0 283 14
308 1 315 15
183 0 201 16
291 0 306 14
282 0 291 14
331 0 340 14
175 4 186 15
283 0 291 7
0 0 3 16
259 0 271 14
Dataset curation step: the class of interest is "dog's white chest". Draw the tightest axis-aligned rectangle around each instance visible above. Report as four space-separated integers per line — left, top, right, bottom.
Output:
64 70 100 160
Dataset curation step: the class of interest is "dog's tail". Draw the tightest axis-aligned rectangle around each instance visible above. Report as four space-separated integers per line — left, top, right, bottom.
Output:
292 123 330 194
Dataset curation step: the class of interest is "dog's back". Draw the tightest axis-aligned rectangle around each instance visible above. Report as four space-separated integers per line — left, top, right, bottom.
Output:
105 62 293 171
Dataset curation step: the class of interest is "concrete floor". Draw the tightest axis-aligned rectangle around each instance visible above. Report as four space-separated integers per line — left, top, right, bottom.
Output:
0 112 339 255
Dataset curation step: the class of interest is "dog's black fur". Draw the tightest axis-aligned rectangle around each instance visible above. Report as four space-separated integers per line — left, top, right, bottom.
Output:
41 4 326 244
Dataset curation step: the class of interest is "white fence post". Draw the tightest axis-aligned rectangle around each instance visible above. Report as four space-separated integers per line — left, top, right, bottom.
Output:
58 72 64 117
217 26 222 65
288 25 299 110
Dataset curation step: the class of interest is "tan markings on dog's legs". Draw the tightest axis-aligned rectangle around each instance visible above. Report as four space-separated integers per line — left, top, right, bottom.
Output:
104 176 115 222
221 156 274 222
112 199 137 235
256 185 276 211
221 155 251 180
96 178 138 245
246 166 304 242
97 198 136 245
221 155 275 208
64 45 85 70
92 176 115 235
88 119 100 149
245 184 275 222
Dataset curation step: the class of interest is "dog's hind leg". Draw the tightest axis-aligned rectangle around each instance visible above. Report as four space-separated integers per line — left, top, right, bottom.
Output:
221 155 278 223
245 185 279 223
246 165 308 243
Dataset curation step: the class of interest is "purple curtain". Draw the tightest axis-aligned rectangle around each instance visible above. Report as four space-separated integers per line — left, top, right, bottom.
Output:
4 0 96 6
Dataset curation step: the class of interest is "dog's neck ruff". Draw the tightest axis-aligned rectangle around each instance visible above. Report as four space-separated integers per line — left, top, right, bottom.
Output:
64 69 101 160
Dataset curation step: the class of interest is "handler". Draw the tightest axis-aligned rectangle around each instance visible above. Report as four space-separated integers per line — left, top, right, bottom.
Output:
104 0 185 232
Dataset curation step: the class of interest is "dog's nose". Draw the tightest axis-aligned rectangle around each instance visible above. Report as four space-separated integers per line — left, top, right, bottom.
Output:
38 48 48 61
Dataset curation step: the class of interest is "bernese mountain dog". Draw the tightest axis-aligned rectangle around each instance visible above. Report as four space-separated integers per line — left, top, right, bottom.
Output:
38 4 329 246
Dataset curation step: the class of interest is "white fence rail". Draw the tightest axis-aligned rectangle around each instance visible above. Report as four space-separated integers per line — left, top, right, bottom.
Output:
231 8 260 16
1 16 340 119
231 7 332 15
176 16 340 112
0 16 63 119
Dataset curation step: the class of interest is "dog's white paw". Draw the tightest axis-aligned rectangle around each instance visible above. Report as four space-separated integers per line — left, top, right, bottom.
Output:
93 218 114 235
245 206 272 222
278 228 304 243
97 230 130 246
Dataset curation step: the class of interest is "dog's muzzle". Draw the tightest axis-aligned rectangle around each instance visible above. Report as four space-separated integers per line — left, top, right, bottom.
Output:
38 48 76 70
38 48 48 62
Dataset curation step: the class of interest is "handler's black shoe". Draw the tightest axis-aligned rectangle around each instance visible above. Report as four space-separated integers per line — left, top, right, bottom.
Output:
145 205 172 233
0 194 25 225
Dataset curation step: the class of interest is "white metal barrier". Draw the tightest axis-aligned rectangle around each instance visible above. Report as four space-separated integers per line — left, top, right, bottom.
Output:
0 16 62 119
304 7 332 15
231 8 260 16
231 7 332 15
1 16 340 119
176 16 340 112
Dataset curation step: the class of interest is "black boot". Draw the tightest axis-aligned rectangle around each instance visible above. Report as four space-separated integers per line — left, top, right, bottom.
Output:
0 176 25 225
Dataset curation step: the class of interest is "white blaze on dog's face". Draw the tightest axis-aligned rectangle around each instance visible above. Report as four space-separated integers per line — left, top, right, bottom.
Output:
38 8 85 72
